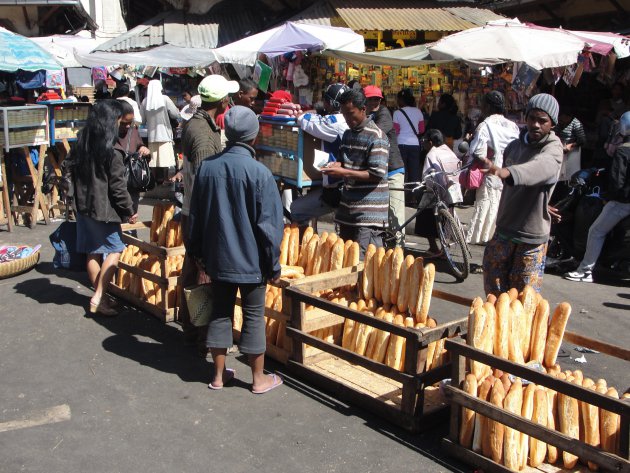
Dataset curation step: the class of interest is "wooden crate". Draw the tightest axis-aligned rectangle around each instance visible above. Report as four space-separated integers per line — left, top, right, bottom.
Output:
443 337 630 473
283 268 470 432
109 221 184 323
233 265 364 365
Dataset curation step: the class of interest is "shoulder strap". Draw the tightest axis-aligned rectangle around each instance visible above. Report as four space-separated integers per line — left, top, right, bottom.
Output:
399 108 420 136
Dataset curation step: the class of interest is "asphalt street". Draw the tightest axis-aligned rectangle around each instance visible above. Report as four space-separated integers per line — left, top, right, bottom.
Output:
0 199 628 473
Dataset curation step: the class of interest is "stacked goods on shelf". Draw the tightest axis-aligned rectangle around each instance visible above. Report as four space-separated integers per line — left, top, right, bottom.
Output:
458 288 627 471
458 367 625 471
261 97 302 118
257 123 299 152
116 244 183 309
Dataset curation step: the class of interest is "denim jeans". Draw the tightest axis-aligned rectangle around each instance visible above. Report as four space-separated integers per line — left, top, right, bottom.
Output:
578 200 630 272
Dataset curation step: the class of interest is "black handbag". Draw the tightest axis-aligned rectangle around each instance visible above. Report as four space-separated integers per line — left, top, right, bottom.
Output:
124 152 155 192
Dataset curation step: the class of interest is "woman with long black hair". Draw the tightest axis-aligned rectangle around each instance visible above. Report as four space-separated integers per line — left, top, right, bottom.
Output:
69 100 137 316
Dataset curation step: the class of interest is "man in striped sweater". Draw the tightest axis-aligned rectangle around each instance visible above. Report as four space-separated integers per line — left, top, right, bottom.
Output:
321 89 390 256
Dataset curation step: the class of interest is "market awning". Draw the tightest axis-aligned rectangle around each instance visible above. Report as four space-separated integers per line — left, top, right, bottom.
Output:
322 44 452 66
74 44 218 68
30 31 106 68
428 19 586 70
213 22 365 66
289 0 505 31
0 26 63 72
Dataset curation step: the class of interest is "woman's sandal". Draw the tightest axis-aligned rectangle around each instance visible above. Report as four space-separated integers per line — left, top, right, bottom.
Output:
89 299 118 317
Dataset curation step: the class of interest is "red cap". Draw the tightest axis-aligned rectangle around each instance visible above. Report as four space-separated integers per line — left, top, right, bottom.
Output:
363 85 383 99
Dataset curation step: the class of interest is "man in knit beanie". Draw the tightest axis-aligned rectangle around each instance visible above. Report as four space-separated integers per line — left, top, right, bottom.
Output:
186 105 285 394
480 93 563 295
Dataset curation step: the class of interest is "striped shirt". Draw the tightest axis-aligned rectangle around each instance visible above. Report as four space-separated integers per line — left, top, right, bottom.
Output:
335 118 390 228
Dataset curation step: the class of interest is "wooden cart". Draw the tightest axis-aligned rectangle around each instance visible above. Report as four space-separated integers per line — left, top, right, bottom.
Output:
443 337 630 473
283 267 471 432
233 265 364 365
109 221 184 323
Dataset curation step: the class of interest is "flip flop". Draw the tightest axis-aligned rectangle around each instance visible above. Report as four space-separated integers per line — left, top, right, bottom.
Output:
208 368 235 390
252 373 283 394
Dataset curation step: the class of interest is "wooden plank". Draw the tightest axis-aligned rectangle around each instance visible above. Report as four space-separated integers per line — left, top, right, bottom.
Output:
290 292 305 364
442 438 514 473
563 330 630 361
118 262 169 286
302 310 345 333
286 327 413 383
445 387 630 473
287 360 417 431
448 339 466 443
108 283 174 322
288 264 362 293
121 234 168 257
121 221 151 231
446 339 630 416
432 289 473 307
415 318 467 348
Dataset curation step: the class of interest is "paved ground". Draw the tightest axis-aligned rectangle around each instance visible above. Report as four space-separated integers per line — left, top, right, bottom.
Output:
0 198 628 473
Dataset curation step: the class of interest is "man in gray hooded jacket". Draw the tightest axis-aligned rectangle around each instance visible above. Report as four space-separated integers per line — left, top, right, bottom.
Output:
481 93 563 295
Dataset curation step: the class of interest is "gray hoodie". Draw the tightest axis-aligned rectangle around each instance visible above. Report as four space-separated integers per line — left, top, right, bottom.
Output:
495 129 563 244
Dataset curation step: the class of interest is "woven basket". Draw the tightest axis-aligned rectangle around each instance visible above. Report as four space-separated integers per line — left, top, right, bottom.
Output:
0 251 40 279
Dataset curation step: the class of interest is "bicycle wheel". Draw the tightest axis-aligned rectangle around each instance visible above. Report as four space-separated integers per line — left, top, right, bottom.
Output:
436 207 470 281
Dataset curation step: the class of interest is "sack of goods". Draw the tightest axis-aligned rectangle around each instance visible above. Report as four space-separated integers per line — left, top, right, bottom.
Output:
459 287 626 471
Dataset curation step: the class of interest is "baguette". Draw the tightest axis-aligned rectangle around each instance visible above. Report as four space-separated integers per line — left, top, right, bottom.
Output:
431 338 446 370
482 302 496 363
600 387 620 456
356 299 367 312
488 381 506 463
361 244 377 300
406 258 424 316
298 226 314 268
467 306 489 380
175 222 183 246
473 376 494 454
529 299 550 364
581 379 600 471
279 227 290 266
487 293 497 304
346 242 360 268
500 373 512 394
373 247 386 303
304 234 320 276
507 287 518 301
371 312 393 363
381 249 394 305
354 311 375 356
494 293 511 359
165 219 178 248
365 309 385 359
558 387 580 468
508 305 525 364
519 382 536 469
320 234 337 273
385 314 405 370
459 374 478 448
341 303 358 349
503 379 524 471
342 239 353 267
520 285 537 360
510 299 527 360
424 318 438 371
157 209 173 247
389 248 405 306
397 255 415 313
416 263 435 324
530 388 548 468
150 205 162 242
288 226 300 266
544 302 571 368
330 238 345 271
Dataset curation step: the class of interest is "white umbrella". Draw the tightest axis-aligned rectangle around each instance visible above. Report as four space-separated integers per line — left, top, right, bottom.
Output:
428 19 586 70
213 21 365 66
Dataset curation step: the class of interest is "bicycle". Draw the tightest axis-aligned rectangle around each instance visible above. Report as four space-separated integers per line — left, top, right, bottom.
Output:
384 169 471 281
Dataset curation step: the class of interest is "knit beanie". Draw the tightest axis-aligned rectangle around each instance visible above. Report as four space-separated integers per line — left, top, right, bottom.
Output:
526 93 559 125
225 105 259 143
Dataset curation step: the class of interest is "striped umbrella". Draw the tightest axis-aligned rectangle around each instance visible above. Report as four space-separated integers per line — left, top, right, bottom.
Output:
0 27 63 72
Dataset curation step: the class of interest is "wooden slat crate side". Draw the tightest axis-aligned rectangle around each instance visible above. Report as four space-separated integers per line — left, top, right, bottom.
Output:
109 283 175 323
444 338 630 473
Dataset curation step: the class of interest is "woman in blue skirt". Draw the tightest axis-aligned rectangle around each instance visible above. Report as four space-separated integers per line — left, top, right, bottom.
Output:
69 100 138 315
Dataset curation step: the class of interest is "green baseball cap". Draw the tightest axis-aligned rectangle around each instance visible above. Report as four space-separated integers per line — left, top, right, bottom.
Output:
198 75 239 102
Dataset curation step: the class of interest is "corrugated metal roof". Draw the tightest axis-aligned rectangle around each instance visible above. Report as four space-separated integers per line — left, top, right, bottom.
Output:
290 0 504 32
95 6 267 52
0 0 79 4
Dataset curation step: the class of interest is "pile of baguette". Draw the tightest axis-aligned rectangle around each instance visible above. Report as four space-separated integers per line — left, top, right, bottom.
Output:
467 286 572 381
459 368 627 471
116 244 183 308
149 204 183 248
280 225 361 276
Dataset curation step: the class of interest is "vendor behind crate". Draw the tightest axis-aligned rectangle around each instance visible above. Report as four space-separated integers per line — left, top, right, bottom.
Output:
186 106 285 393
482 93 563 295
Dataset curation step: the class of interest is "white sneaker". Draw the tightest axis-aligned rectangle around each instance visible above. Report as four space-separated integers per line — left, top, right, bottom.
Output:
564 270 593 282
